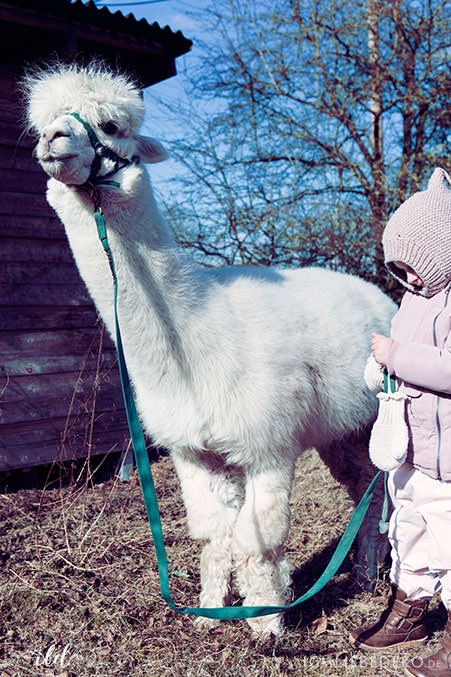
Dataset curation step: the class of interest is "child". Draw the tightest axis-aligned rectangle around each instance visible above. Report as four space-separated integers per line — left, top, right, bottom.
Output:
350 167 451 677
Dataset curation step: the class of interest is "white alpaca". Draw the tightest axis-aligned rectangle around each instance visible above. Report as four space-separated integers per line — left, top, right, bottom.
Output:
24 63 396 636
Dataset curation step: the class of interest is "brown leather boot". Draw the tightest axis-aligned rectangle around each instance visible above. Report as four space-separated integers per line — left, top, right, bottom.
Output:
349 587 429 651
404 611 451 676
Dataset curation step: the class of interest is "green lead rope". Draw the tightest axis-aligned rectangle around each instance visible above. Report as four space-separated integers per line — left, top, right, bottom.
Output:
94 207 383 620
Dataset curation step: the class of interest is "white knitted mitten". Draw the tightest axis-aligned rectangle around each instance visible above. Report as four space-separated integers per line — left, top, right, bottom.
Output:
369 388 408 471
364 355 385 392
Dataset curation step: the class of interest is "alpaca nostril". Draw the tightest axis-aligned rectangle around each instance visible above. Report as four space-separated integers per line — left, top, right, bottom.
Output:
42 129 70 144
51 130 70 141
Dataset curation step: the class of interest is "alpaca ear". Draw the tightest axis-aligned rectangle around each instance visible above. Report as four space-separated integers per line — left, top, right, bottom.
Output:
135 135 168 164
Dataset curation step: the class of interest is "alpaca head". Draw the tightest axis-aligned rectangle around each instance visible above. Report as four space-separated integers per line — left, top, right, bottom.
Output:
24 62 167 186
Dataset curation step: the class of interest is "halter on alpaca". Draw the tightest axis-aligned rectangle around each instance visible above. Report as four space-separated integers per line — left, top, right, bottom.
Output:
69 112 140 188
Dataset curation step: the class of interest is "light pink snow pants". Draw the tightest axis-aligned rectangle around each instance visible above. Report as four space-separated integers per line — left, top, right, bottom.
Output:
388 463 451 608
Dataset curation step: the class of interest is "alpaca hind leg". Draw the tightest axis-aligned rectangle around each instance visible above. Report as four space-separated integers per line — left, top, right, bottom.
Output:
354 463 390 587
318 432 390 588
343 439 390 587
171 453 242 626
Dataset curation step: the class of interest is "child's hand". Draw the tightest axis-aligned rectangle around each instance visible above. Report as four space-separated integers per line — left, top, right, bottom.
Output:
371 333 394 367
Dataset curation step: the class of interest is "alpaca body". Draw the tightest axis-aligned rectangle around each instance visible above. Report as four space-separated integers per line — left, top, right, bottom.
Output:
47 178 389 472
26 63 397 635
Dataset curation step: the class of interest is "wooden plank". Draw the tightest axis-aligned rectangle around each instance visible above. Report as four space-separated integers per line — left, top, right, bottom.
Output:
1 326 98 350
0 193 53 216
1 306 98 331
0 144 39 172
0 99 27 124
0 237 75 262
0 167 47 195
0 429 131 471
0 282 90 306
0 124 33 148
1 388 126 425
0 72 21 98
0 214 65 240
1 327 106 356
2 348 118 378
1 364 124 426
0 413 128 443
0 413 129 450
2 367 119 404
1 260 82 285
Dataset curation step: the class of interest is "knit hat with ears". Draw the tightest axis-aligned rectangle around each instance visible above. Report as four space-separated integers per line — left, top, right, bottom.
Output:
383 167 451 297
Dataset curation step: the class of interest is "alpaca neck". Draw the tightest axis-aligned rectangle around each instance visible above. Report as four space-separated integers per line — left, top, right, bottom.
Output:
47 169 203 378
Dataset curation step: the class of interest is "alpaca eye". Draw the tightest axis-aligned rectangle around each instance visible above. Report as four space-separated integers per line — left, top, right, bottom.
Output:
101 121 119 136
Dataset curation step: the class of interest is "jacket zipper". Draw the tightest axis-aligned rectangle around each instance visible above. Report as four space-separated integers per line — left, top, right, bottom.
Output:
433 284 451 480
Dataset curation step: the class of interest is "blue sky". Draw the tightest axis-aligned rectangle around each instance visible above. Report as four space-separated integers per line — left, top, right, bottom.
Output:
91 1 206 186
94 0 198 34
91 1 201 116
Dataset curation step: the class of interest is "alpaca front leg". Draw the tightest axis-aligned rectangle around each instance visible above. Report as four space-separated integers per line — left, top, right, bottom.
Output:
233 466 293 555
233 547 293 636
171 453 242 626
198 533 233 628
232 466 294 635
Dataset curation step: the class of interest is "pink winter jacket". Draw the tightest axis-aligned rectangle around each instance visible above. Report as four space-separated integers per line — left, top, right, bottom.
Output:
387 284 451 480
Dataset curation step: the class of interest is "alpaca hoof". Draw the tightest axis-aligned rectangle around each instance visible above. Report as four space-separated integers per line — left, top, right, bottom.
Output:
247 612 284 637
193 615 221 631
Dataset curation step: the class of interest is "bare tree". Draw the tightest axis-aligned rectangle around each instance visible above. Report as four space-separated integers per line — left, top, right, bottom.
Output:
156 0 451 291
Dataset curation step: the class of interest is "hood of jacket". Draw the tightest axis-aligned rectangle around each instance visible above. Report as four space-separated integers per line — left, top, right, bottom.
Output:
383 168 451 298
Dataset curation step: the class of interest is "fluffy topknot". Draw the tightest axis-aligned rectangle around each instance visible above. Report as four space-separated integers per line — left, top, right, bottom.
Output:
23 62 145 137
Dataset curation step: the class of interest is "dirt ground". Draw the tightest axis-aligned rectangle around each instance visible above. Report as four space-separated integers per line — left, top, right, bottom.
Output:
0 448 447 677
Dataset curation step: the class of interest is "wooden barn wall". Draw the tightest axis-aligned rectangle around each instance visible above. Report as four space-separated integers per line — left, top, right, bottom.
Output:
0 66 130 472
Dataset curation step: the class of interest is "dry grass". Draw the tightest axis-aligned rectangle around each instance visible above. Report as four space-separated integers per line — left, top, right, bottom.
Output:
0 448 447 677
